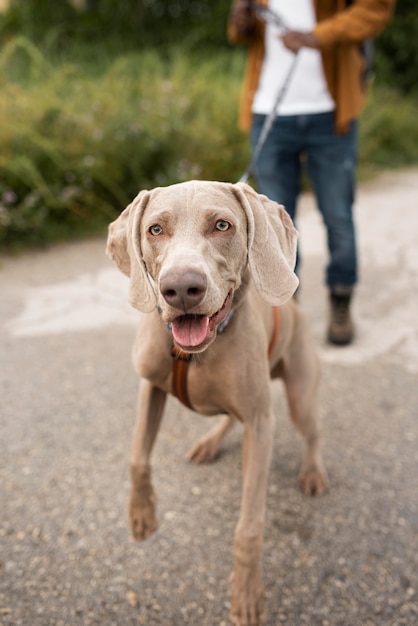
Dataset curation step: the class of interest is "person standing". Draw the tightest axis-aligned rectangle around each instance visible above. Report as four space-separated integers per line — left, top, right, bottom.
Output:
228 0 394 345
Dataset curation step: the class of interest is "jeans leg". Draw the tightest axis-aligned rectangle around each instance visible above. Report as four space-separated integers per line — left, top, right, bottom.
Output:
306 113 358 288
250 114 301 223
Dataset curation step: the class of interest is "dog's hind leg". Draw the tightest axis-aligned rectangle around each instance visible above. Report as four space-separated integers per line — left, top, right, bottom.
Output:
129 378 166 541
187 414 235 464
282 316 329 496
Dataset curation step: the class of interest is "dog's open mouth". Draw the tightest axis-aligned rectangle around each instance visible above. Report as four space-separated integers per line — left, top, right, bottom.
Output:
171 290 233 351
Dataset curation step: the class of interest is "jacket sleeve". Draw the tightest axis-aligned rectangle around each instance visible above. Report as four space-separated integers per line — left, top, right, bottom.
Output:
313 0 395 48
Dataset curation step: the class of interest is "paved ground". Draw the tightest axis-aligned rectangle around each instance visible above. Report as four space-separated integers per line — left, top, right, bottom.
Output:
1 169 417 626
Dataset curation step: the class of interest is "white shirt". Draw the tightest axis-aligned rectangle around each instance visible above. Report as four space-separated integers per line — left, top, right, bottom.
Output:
252 0 335 116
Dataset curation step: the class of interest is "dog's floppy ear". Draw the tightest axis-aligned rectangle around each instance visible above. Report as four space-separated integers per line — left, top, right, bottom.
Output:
106 190 157 312
232 182 299 305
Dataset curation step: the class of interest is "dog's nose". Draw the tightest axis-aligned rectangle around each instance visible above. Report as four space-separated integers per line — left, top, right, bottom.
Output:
160 269 207 310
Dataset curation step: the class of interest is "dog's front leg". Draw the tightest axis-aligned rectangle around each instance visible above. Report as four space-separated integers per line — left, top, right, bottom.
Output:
129 378 166 542
230 412 275 626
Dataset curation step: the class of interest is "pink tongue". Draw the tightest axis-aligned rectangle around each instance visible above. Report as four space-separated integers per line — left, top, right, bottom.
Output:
171 315 210 347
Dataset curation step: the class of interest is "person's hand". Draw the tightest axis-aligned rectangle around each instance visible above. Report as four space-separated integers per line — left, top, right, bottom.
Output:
230 1 256 37
280 30 319 53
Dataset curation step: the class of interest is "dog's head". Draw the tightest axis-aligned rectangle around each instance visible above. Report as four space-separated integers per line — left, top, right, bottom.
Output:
106 180 298 352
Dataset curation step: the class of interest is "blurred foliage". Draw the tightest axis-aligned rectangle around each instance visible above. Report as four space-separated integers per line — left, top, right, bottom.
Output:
0 1 416 95
0 42 248 247
0 0 231 54
359 87 418 172
376 0 418 95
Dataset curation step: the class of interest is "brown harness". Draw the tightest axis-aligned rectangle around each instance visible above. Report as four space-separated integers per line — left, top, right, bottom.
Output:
171 306 281 410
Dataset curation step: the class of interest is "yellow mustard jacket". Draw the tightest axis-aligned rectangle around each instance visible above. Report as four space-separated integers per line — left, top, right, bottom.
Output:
228 0 395 133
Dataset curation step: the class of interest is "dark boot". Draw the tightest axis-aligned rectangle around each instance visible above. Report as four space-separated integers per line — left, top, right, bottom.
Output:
327 286 354 346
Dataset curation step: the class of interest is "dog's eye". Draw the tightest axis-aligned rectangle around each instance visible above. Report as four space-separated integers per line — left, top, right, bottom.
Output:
215 220 231 232
149 224 163 236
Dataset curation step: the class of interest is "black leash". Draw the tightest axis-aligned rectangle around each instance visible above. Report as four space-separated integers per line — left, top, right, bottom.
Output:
238 3 298 184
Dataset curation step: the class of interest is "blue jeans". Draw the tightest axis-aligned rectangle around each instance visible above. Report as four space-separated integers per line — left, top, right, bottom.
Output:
250 111 358 288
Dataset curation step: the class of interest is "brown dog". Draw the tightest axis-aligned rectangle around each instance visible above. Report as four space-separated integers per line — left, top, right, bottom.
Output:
106 180 329 625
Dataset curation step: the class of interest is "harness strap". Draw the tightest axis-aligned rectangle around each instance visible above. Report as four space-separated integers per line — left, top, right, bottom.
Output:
172 306 280 410
171 345 193 410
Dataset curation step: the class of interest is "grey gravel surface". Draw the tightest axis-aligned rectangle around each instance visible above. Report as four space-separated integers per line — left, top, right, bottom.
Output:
1 170 418 626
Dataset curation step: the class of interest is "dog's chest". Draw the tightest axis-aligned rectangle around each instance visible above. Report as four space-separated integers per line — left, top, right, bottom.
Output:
180 359 232 416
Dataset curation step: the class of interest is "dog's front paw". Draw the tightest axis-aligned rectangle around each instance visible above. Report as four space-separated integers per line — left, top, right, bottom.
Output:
129 488 158 541
229 566 265 626
300 463 329 496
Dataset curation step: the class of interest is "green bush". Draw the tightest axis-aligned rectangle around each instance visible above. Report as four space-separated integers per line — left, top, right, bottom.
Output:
0 39 248 247
376 0 418 95
0 0 231 54
360 87 418 172
1 37 417 249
